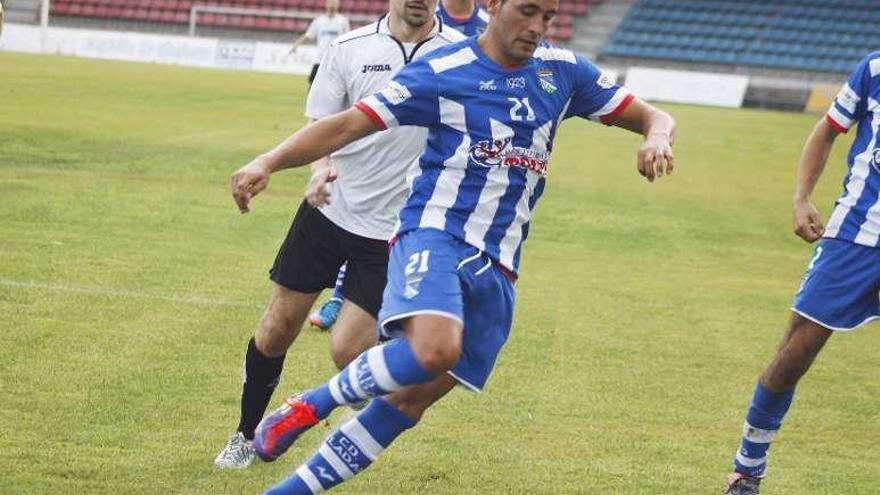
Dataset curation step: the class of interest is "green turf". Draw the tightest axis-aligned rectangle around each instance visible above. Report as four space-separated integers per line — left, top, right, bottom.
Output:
1 52 878 495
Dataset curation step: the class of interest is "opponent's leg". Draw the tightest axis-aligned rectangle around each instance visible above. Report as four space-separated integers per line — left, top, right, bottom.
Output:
262 375 457 495
215 284 319 469
254 314 462 461
726 313 832 493
328 301 378 370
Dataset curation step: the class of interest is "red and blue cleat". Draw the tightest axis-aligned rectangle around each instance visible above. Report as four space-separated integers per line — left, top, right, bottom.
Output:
253 394 319 462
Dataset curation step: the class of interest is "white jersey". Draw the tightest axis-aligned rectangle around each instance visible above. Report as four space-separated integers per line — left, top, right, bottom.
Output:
305 14 350 63
306 15 465 240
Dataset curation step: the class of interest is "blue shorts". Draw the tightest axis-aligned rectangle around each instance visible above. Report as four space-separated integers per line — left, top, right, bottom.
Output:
377 228 516 391
792 238 880 331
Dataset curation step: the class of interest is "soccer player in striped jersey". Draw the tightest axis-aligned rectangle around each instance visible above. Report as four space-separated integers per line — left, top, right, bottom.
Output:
230 0 675 492
724 51 880 495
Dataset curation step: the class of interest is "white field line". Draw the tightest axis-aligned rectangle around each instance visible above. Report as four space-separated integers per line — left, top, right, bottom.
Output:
0 278 262 308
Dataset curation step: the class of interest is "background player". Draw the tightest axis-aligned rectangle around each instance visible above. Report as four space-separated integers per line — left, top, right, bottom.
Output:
229 0 676 492
214 0 464 469
307 0 490 332
289 0 350 86
437 0 489 36
724 51 880 495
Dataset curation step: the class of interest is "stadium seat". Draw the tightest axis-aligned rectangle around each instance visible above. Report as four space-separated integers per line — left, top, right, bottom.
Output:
600 0 880 73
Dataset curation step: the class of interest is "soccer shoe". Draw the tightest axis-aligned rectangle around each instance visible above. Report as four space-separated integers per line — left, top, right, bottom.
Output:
253 394 319 462
725 473 761 495
309 298 342 331
213 431 256 469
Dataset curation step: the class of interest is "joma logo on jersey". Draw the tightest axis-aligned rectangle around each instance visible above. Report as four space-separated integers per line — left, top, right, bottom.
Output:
362 64 392 73
469 138 549 176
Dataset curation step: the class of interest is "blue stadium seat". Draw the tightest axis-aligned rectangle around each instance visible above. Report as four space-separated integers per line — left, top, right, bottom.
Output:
606 0 880 73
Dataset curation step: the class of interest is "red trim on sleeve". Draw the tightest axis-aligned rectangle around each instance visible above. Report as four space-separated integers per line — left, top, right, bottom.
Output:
825 113 848 134
355 101 388 130
600 93 635 125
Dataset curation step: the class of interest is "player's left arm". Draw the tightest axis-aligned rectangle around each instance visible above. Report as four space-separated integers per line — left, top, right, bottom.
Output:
604 97 676 183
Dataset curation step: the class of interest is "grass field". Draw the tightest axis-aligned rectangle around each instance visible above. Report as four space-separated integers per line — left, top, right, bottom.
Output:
1 52 878 495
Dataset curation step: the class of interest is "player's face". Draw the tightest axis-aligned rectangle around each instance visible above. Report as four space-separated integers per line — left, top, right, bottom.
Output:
325 0 340 12
391 0 438 28
486 0 557 62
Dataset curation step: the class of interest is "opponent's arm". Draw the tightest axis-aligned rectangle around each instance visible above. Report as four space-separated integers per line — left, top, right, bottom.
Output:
231 107 378 213
792 118 840 243
605 97 676 182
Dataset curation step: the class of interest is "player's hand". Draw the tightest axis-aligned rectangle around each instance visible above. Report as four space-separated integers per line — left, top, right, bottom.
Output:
793 200 825 243
305 166 338 207
638 132 675 182
231 158 272 214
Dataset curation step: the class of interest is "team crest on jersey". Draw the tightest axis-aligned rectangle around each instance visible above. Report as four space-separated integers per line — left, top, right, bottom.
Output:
381 81 412 105
537 67 557 94
873 148 880 172
469 138 549 176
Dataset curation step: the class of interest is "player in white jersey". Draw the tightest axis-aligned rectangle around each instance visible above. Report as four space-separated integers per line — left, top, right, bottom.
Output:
229 0 675 492
213 0 464 470
290 0 350 85
724 51 880 495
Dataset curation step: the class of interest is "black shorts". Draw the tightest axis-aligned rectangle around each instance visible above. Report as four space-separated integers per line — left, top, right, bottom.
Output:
269 199 389 318
307 63 320 86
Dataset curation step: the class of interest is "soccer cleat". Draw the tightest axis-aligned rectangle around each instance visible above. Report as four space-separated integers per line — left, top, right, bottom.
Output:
214 431 256 469
253 394 319 462
725 473 761 495
309 298 342 331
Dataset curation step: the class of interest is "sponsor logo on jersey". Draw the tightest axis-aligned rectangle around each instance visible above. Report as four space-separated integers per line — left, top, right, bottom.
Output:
381 81 412 105
362 63 393 73
537 67 557 94
479 79 497 91
469 137 549 176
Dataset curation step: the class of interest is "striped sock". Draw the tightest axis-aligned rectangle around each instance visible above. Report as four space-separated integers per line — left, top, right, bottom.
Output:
263 398 416 495
733 382 794 477
331 264 346 301
302 338 434 419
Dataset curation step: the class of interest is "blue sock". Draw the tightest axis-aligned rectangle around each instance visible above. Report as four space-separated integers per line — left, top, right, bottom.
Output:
331 264 346 301
733 382 795 477
262 398 416 495
302 338 434 419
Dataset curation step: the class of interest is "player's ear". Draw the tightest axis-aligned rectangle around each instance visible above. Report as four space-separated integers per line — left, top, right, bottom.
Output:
485 0 503 16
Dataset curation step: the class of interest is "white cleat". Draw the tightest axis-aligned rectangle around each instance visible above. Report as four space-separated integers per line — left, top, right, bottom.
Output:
214 432 256 469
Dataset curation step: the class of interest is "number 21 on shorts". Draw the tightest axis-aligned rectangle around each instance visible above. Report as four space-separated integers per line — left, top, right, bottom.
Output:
405 250 430 276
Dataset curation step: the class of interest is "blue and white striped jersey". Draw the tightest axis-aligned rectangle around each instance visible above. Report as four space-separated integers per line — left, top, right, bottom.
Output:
355 38 632 275
437 2 489 36
824 51 880 246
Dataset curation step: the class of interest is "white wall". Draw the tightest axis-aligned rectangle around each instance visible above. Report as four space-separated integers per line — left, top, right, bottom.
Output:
624 67 749 108
0 23 316 74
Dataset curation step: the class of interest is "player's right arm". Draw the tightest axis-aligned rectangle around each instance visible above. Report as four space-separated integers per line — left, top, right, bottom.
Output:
792 117 839 243
793 51 877 242
231 108 379 213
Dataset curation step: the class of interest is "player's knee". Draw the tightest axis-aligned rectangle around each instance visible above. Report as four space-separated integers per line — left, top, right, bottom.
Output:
415 342 461 374
385 393 433 424
329 343 360 370
256 309 302 357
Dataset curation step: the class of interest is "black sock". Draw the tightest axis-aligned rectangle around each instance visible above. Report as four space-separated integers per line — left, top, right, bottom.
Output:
237 337 286 440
